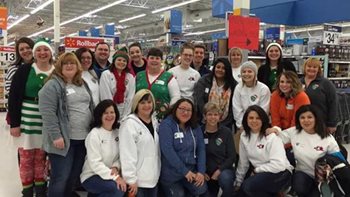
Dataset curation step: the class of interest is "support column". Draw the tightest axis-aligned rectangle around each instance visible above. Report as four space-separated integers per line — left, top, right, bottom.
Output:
233 0 251 62
53 0 60 55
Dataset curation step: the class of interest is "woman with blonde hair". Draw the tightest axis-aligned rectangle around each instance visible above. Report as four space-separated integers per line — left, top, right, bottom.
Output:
300 58 337 133
228 47 243 82
39 52 94 197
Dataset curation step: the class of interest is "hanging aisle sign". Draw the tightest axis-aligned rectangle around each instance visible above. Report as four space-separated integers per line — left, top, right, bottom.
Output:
64 36 115 51
323 24 342 45
228 15 260 50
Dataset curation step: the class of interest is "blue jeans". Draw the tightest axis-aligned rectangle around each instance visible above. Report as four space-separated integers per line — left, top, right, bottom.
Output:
137 186 158 197
241 170 291 197
207 169 235 197
292 171 319 197
48 140 86 197
82 175 124 197
161 178 209 197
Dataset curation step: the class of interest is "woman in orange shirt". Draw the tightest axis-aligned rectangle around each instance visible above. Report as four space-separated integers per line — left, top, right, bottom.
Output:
270 71 310 130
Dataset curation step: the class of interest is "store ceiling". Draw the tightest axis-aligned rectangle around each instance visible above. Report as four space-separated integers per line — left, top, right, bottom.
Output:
5 0 225 45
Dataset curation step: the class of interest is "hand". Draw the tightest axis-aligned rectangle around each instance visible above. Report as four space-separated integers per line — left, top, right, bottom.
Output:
53 137 65 149
266 127 278 135
185 171 196 183
327 127 336 134
194 172 205 187
204 173 210 181
111 167 119 176
128 183 138 195
10 127 21 137
211 169 221 180
115 177 127 192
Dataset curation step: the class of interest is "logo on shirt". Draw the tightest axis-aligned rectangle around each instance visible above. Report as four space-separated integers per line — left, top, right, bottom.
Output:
312 84 319 90
115 136 119 142
250 94 258 102
215 138 223 146
314 146 324 151
188 77 196 81
257 144 264 149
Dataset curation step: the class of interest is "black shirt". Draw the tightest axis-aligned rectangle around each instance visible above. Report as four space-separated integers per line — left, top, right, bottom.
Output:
140 118 154 138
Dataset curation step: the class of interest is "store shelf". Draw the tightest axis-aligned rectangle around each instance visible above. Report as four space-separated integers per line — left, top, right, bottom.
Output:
329 77 350 80
329 60 350 64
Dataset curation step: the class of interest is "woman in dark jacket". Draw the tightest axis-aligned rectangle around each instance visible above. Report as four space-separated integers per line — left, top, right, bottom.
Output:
258 42 296 91
193 58 237 129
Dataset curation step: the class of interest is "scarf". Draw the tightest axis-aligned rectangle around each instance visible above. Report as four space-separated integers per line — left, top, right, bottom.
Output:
208 77 232 122
112 68 126 104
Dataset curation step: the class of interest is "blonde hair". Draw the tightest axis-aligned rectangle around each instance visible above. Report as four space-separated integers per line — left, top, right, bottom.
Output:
50 52 84 86
228 47 243 64
131 89 156 114
203 102 221 115
303 58 323 77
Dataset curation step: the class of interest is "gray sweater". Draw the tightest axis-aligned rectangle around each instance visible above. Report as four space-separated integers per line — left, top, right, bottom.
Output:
39 75 94 156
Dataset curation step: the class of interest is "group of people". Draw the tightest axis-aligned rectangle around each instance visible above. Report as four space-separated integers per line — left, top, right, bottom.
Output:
5 36 348 197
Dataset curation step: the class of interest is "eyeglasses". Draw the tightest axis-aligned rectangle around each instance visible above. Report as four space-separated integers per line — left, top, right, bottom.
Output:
177 107 192 113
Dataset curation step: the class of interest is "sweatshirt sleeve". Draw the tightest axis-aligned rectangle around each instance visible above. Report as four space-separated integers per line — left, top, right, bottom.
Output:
119 120 138 184
124 74 135 116
99 71 114 101
159 120 189 176
195 127 206 174
324 80 338 127
234 134 250 186
259 84 271 115
219 129 236 171
232 85 244 129
168 76 181 105
291 92 310 127
38 80 63 141
270 91 281 127
278 127 294 144
254 134 290 173
85 130 117 180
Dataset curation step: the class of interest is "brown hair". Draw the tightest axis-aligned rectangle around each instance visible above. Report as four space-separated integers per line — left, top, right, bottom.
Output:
180 42 194 54
303 58 323 77
275 71 303 98
50 52 84 86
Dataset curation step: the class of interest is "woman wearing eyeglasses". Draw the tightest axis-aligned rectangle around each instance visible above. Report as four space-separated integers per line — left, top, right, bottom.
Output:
159 98 208 197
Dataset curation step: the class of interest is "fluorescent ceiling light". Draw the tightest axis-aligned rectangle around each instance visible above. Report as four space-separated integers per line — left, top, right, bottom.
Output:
27 0 128 38
119 14 146 23
152 0 201 14
96 25 103 29
286 25 323 33
30 0 54 14
184 28 226 36
8 14 30 30
7 42 15 46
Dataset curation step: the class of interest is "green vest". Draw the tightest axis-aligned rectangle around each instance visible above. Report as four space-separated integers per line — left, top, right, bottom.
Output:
136 70 173 120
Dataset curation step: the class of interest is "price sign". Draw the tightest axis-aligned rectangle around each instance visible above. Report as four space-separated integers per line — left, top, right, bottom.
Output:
0 46 15 67
323 25 342 45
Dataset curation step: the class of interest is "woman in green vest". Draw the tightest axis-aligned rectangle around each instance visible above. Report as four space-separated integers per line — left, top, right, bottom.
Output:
136 48 181 120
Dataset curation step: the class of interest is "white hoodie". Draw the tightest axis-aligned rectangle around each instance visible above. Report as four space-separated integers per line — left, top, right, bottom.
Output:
119 114 161 188
235 132 293 186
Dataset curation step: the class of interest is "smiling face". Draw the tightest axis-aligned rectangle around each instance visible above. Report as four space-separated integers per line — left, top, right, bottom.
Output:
241 67 255 84
181 48 194 68
34 46 52 64
305 62 320 79
18 42 33 63
267 46 281 62
247 111 262 133
214 62 226 80
102 106 116 130
62 60 78 82
147 55 162 71
176 101 193 125
80 51 92 71
299 111 316 134
114 57 127 72
137 96 153 118
205 110 220 127
193 47 205 65
230 50 242 68
278 74 292 94
95 44 110 62
129 46 143 63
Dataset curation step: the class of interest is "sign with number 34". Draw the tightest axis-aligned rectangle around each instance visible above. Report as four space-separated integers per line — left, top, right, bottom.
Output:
323 25 342 45
0 46 15 67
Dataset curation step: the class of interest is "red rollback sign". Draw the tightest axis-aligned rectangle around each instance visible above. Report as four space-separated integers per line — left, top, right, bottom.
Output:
228 15 260 50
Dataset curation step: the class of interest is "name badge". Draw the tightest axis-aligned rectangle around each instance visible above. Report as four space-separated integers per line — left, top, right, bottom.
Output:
204 138 209 144
155 80 165 85
205 88 209 93
286 104 294 110
174 132 184 139
66 88 76 96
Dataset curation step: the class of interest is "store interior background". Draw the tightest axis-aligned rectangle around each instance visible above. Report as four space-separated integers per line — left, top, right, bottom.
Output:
1 0 350 196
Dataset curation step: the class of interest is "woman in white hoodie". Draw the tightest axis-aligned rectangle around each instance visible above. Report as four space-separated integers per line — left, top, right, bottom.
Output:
234 105 293 197
119 89 160 197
